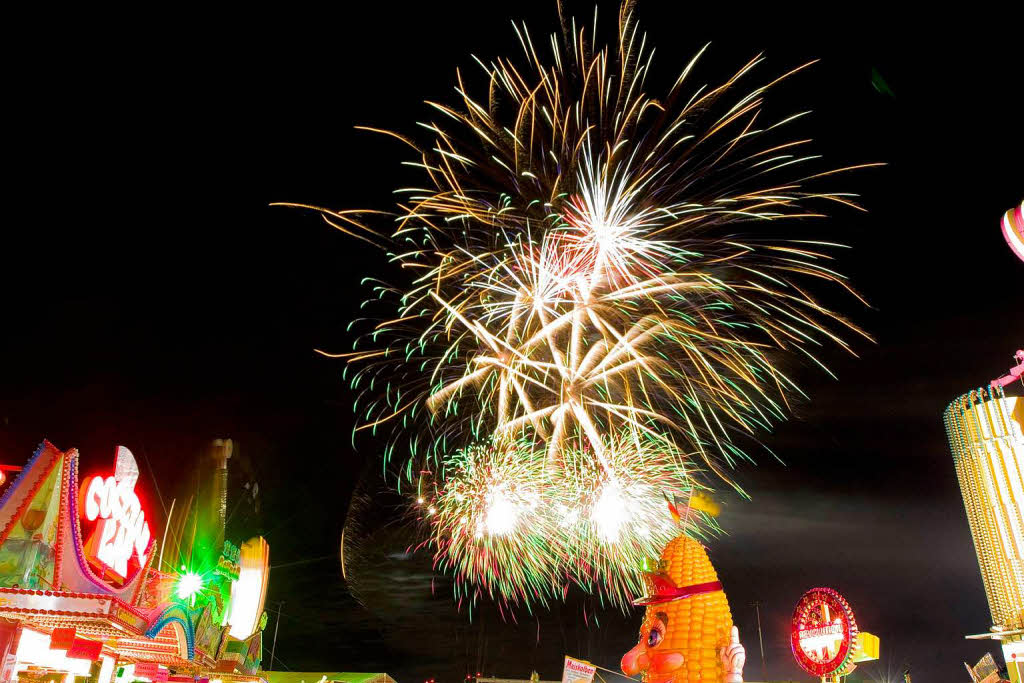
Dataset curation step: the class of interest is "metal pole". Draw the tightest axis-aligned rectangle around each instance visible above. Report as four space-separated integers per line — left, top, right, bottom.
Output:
749 602 765 679
753 601 766 680
158 498 175 572
269 601 283 670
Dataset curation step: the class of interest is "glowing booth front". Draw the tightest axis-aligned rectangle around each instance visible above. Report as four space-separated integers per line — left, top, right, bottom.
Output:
0 441 271 683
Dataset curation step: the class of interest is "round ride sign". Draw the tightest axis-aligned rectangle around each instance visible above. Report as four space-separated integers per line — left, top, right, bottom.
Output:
790 587 859 678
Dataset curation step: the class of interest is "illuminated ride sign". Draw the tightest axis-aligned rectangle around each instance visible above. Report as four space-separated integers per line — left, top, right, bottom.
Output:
1002 200 1024 263
790 587 859 678
79 446 152 583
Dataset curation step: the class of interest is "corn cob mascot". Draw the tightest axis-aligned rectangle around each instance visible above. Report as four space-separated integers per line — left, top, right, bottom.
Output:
621 506 745 683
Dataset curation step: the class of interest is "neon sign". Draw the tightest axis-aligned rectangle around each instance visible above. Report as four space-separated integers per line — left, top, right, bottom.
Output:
790 587 859 678
80 446 152 582
1002 200 1024 263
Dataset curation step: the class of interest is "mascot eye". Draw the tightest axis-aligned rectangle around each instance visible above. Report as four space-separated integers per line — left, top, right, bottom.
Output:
647 627 663 647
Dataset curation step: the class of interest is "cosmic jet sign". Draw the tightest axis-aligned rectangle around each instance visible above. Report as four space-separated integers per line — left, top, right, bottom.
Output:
79 446 153 583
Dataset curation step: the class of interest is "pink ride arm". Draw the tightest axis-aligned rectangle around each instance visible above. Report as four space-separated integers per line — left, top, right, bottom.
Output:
991 350 1024 388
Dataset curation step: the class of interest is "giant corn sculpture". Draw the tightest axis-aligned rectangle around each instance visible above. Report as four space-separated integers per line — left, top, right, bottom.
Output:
621 534 745 683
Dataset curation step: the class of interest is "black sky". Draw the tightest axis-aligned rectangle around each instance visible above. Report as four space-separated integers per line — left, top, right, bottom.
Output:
3 2 1023 682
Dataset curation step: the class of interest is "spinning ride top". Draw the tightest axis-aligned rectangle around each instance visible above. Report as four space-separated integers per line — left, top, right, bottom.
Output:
945 352 1024 681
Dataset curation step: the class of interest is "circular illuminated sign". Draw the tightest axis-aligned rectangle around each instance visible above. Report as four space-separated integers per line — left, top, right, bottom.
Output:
790 587 859 677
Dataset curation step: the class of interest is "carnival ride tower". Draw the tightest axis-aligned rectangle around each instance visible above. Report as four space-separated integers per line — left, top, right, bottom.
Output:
210 438 233 550
944 350 1024 679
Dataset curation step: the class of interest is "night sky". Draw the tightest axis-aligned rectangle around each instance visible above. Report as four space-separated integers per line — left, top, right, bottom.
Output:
3 3 1022 682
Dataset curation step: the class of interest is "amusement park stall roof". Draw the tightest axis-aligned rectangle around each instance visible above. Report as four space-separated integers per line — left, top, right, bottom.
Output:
264 672 397 683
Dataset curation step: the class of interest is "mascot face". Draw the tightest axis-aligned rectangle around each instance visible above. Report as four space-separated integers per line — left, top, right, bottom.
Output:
621 610 684 682
619 534 744 683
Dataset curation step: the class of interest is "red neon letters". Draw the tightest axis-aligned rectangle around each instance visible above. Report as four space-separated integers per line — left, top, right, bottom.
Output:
80 446 151 580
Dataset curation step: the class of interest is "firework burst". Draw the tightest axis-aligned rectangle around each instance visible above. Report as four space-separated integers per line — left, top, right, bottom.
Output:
424 431 716 609
426 439 557 606
293 1 874 607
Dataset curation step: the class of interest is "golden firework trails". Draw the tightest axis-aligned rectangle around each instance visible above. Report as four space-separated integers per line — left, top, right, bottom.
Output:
290 1 875 607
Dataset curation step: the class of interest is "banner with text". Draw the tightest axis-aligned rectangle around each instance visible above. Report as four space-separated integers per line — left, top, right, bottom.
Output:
562 657 596 683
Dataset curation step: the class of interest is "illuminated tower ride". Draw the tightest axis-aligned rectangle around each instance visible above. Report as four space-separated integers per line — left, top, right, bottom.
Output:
944 350 1024 680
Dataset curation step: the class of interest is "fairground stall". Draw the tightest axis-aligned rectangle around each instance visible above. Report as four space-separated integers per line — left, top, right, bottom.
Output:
264 673 396 683
0 441 270 683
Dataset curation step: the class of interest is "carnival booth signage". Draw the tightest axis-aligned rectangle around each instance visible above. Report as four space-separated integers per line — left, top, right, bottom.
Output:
80 446 153 584
561 657 596 683
0 440 271 683
790 587 858 678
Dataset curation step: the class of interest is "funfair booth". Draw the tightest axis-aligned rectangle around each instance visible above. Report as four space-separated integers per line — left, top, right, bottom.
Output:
0 441 270 683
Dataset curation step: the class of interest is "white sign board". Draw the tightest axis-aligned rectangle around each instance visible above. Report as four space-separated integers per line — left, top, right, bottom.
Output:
561 657 596 683
1003 641 1023 683
0 590 110 615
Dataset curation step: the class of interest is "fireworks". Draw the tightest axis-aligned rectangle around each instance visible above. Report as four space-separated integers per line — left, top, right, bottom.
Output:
424 432 716 608
298 2 874 607
426 439 556 606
